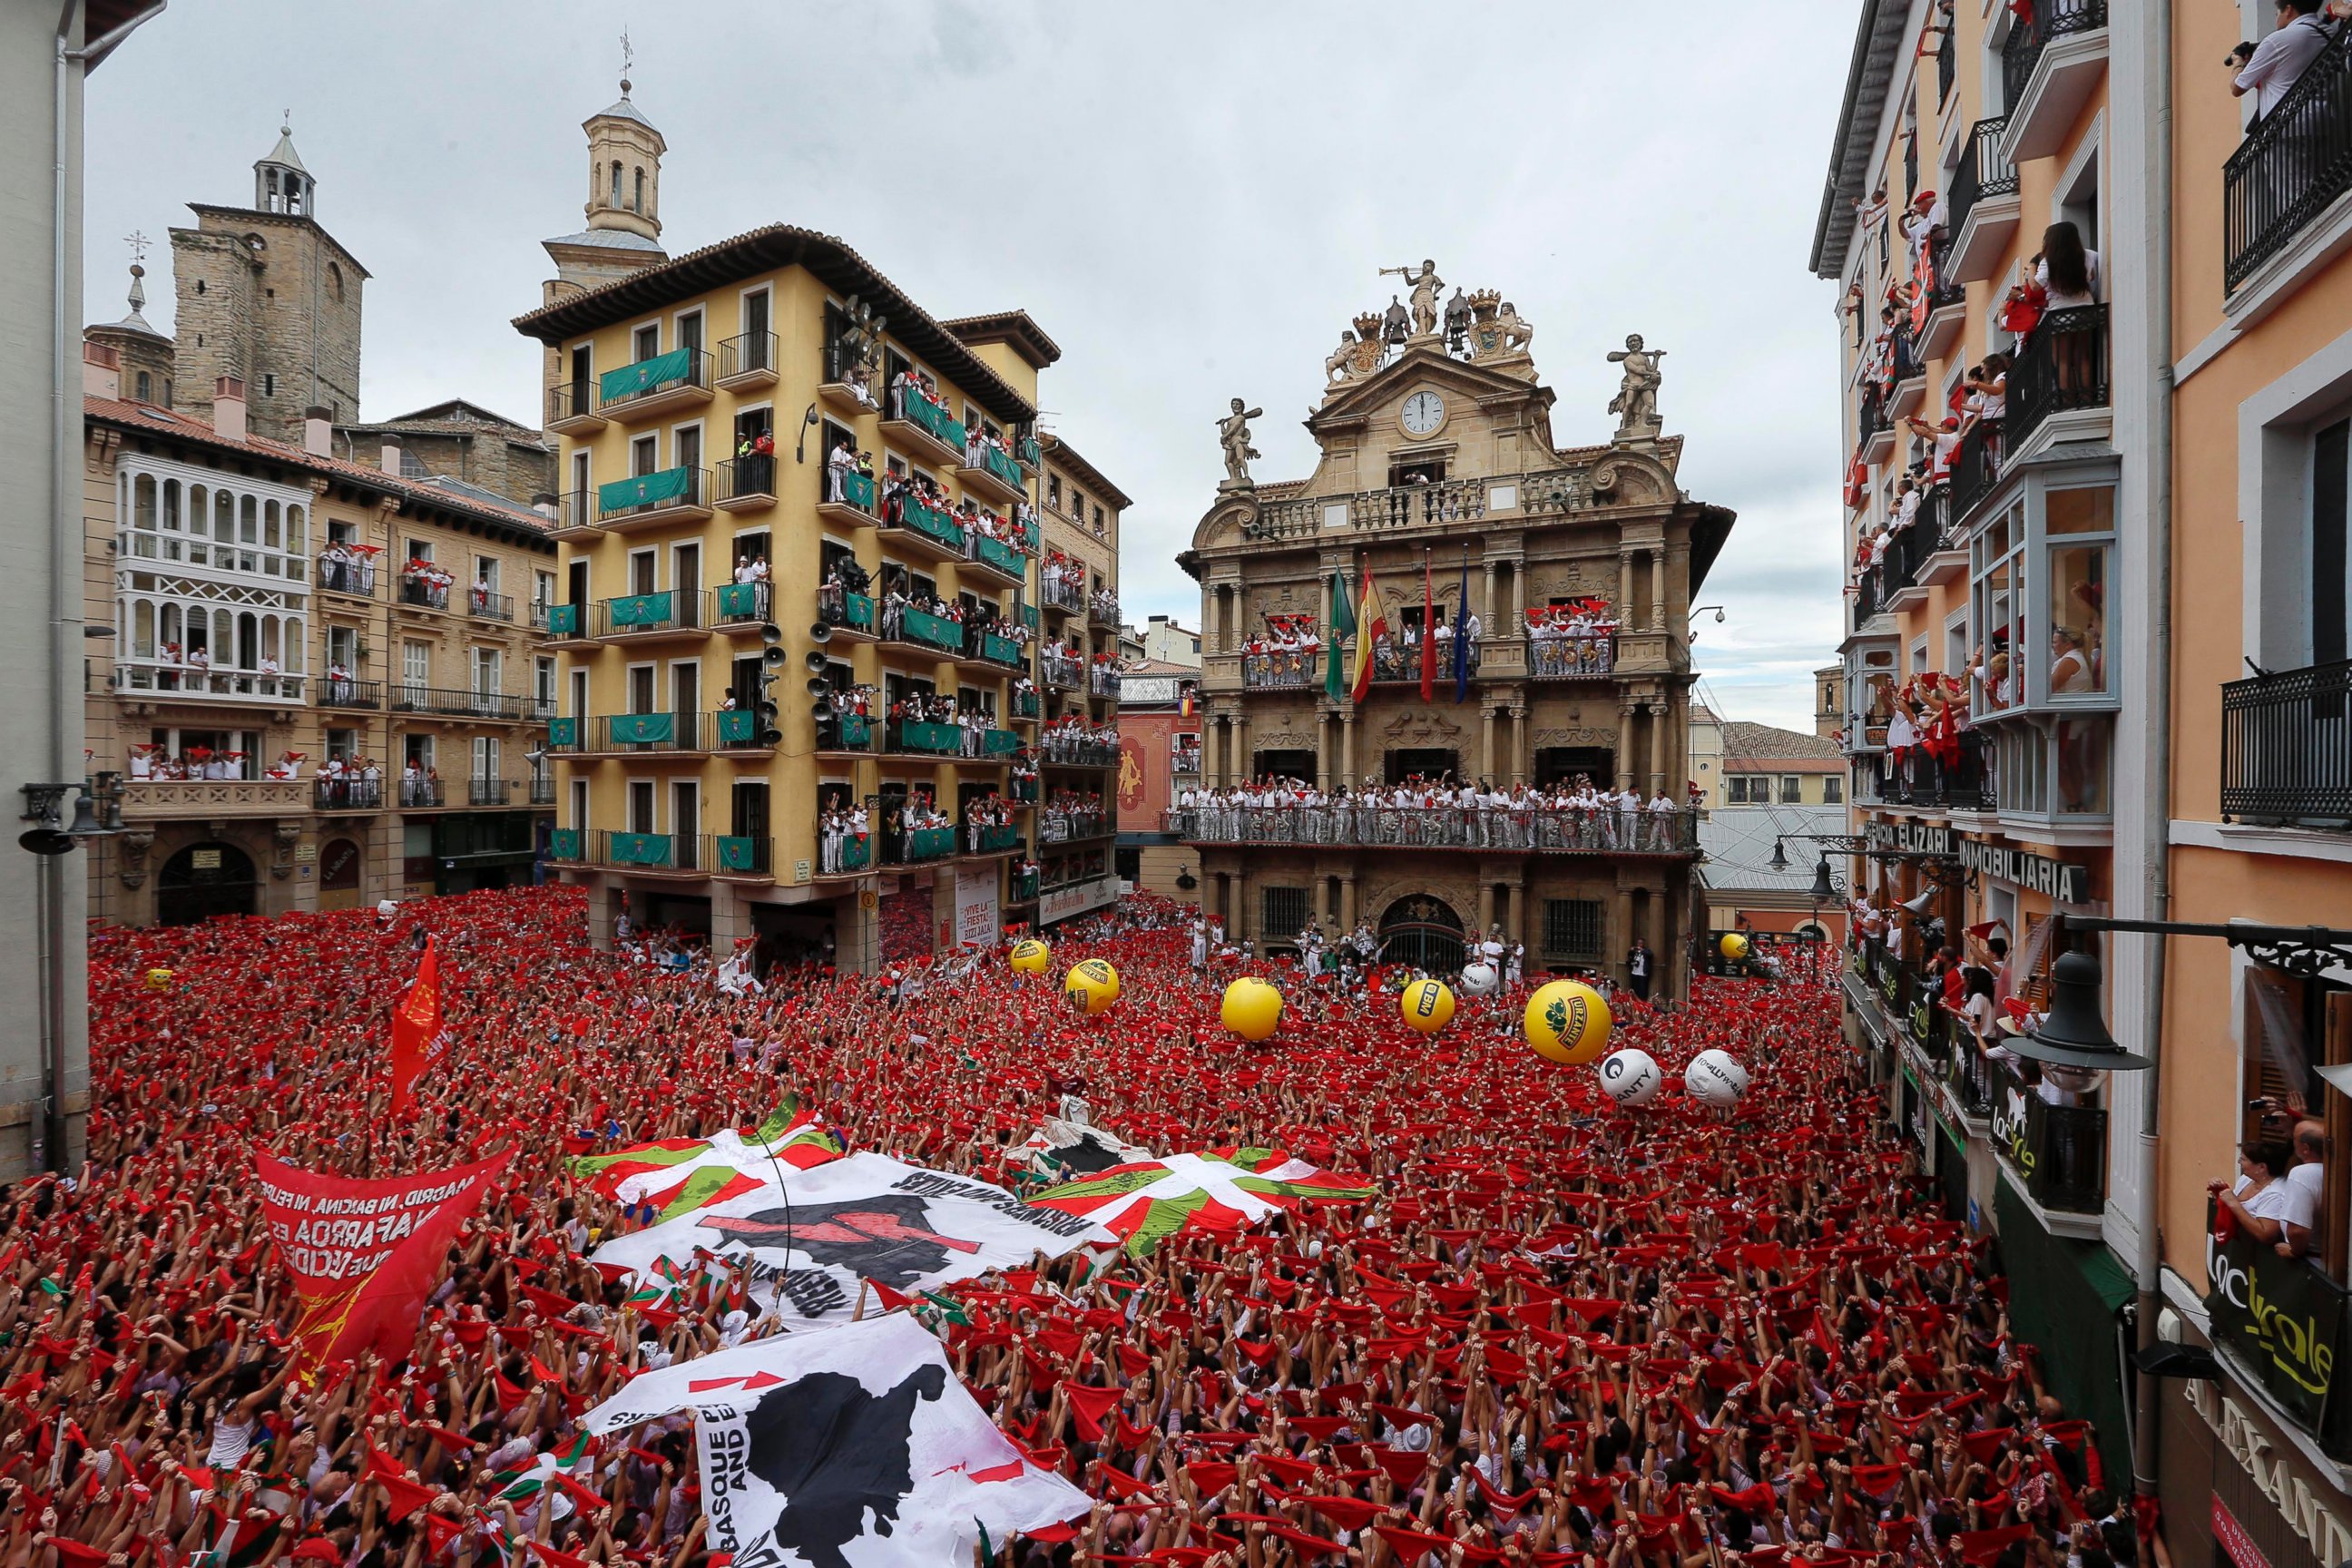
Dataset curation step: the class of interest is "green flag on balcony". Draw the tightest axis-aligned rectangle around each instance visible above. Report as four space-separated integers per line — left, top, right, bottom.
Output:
600 348 693 403
717 710 758 744
609 831 671 866
599 467 693 514
717 836 759 872
548 717 579 748
547 603 581 635
609 712 675 745
609 592 672 627
715 583 762 618
549 828 582 859
1326 567 1354 701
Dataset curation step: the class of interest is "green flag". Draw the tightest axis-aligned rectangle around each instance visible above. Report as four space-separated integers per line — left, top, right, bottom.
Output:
1326 568 1356 700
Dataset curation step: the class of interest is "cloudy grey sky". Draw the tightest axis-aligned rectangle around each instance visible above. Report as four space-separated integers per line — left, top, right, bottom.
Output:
83 0 1854 732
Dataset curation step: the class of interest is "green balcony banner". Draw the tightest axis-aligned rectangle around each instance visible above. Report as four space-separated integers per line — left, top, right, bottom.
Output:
717 836 760 872
548 717 579 748
2207 1199 2344 1429
975 825 1018 852
609 831 672 867
609 591 673 628
843 836 872 869
900 720 957 753
549 828 582 859
983 634 1023 664
842 592 876 632
840 714 873 747
716 583 763 617
609 712 675 746
910 826 956 859
841 470 877 511
985 446 1024 488
600 347 693 403
547 603 581 635
1023 604 1039 630
978 538 1025 577
904 608 961 650
984 729 1022 756
905 501 963 548
599 467 693 514
717 710 759 744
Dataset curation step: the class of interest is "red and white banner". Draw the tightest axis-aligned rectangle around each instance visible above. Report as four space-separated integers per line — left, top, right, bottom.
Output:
257 1147 512 1365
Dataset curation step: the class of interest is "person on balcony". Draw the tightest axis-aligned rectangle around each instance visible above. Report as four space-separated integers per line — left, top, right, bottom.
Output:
826 436 857 504
2213 1138 2312 1251
1626 938 1653 1002
2233 0 2333 122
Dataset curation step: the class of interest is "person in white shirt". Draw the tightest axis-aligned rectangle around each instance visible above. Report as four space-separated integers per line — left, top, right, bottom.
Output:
2213 1138 2312 1250
2233 1 2333 122
2286 1119 2329 1255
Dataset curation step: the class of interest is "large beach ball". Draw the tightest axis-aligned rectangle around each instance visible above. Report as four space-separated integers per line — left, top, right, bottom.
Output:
1599 1048 1663 1107
1686 1049 1751 1108
1524 980 1612 1065
143 967 174 994
1400 978 1456 1034
1459 962 1501 997
1064 959 1121 1015
1009 939 1051 975
1720 932 1751 963
1221 977 1284 1042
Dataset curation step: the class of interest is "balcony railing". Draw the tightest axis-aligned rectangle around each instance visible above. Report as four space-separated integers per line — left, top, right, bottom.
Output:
559 713 704 753
972 629 1027 671
882 822 959 867
883 496 964 555
815 825 874 877
1243 652 1318 689
317 555 377 596
888 384 966 454
967 534 1029 582
598 347 712 413
1040 737 1119 768
717 455 777 506
823 467 878 517
1865 729 1997 810
818 586 877 637
1857 386 1888 451
1247 474 1509 538
1946 1036 2001 1120
597 466 709 524
2204 1202 2352 1457
314 777 383 810
715 581 771 627
592 828 702 873
465 589 514 624
1994 1064 2107 1214
397 574 450 612
1948 116 2018 242
547 380 598 427
881 603 965 658
1936 21 1955 105
593 588 707 639
397 778 446 808
389 686 549 721
1952 419 2002 523
718 331 779 384
114 661 304 702
886 719 965 759
529 601 553 632
2222 657 2352 828
554 491 597 533
469 779 514 806
1530 637 1615 679
1164 805 1703 855
528 777 557 805
2006 305 2109 451
1041 810 1112 845
1014 691 1042 720
2003 0 2107 120
1042 575 1086 615
965 822 1022 855
318 676 382 710
1089 668 1120 699
815 710 877 755
2224 24 2352 292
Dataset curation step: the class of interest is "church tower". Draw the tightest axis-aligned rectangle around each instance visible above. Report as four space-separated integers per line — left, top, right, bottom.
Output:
541 74 670 296
83 250 176 408
169 122 368 441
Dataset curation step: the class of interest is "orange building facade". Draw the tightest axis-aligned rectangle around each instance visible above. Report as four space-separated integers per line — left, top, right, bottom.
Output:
1816 3 2352 1556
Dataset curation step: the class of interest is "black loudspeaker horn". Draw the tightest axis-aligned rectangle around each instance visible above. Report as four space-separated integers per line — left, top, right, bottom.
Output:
810 622 834 644
806 678 832 698
762 647 789 670
759 728 784 746
759 622 785 646
804 650 828 672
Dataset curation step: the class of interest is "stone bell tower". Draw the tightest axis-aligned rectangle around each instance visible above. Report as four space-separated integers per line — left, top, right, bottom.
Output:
538 65 672 406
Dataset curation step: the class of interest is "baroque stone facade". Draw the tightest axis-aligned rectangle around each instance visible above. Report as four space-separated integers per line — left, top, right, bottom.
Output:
1179 263 1734 998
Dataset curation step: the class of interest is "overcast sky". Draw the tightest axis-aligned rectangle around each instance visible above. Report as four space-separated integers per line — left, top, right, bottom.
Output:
83 0 1854 733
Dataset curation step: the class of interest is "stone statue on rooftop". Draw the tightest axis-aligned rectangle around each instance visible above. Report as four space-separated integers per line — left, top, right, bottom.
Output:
1380 258 1444 338
1607 333 1668 441
1218 397 1263 487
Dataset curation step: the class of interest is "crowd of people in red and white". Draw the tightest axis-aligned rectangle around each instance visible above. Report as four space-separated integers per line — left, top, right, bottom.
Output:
0 885 2129 1568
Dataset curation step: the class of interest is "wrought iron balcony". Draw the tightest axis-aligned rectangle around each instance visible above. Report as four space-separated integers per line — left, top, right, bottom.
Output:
882 822 959 867
528 777 557 805
397 778 446 808
2003 0 2108 126
595 347 713 420
1948 116 2019 243
716 455 777 508
593 588 707 640
465 589 514 624
717 331 779 388
469 779 514 806
590 828 703 873
2007 305 2109 451
318 676 382 710
388 686 544 721
1042 575 1086 615
317 555 377 596
1243 652 1319 689
596 466 710 527
1951 419 2002 523
1041 809 1112 844
314 776 383 810
2222 658 2352 828
1164 804 1702 855
1865 730 1997 810
2224 24 2352 292
397 573 450 612
1994 1064 2108 1215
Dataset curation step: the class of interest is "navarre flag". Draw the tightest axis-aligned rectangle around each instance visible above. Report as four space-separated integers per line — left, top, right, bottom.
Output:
1031 1147 1377 1257
572 1096 844 1223
1348 563 1387 703
257 1147 512 1364
1325 567 1356 701
587 1152 1116 1327
582 1313 1087 1568
388 936 447 1113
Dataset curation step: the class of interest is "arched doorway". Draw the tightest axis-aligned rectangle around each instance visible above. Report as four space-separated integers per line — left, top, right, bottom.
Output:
156 841 258 926
318 837 363 912
1377 894 1465 974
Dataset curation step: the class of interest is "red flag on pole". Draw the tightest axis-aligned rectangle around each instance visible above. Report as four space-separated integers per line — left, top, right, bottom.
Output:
1419 553 1436 701
389 937 446 1113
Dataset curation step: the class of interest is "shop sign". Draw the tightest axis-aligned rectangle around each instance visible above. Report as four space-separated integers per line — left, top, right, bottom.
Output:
2213 1494 2275 1568
1864 820 1953 856
2189 1380 2352 1568
1957 840 2088 903
2206 1206 2343 1430
1040 876 1115 925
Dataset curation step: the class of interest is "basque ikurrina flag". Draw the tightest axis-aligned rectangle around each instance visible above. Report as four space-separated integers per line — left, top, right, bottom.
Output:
1030 1146 1377 1257
571 1097 843 1222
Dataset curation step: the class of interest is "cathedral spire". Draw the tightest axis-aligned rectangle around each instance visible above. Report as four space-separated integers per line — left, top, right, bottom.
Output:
255 114 314 216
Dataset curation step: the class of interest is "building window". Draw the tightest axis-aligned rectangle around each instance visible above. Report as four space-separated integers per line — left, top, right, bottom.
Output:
1823 775 1844 805
135 371 152 402
260 373 276 399
1047 475 1061 509
1261 885 1310 937
1781 776 1804 803
1542 899 1605 962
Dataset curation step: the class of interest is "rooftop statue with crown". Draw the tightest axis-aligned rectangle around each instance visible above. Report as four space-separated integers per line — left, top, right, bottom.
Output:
1323 259 1539 397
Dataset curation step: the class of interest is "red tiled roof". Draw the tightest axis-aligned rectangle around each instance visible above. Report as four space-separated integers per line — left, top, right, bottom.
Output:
85 396 554 540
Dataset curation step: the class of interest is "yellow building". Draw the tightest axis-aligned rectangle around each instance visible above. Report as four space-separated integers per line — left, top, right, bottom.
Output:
511 86 1114 966
1817 2 2352 1547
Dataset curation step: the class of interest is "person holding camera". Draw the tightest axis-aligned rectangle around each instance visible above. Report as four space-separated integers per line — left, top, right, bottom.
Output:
2232 0 2333 122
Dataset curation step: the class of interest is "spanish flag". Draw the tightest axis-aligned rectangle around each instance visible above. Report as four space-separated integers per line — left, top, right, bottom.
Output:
1348 562 1387 703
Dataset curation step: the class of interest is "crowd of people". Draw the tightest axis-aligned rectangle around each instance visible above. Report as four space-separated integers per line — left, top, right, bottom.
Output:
1526 603 1617 678
1 884 2127 1568
1171 776 1700 852
1041 787 1109 843
1039 718 1121 765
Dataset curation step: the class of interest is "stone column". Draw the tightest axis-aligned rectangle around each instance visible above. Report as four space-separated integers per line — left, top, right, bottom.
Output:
1341 713 1355 788
1618 554 1636 626
1318 571 1334 639
1477 882 1495 940
1617 702 1641 791
1340 873 1357 932
1234 714 1251 782
1480 707 1496 782
585 876 620 950
1507 559 1524 629
1316 710 1331 789
1649 699 1667 795
1482 563 1498 628
1650 551 1666 633
1511 707 1527 785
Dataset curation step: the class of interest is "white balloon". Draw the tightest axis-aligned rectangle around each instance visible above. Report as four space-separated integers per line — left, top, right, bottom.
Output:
1598 1047 1662 1107
1685 1049 1751 1108
1459 963 1501 997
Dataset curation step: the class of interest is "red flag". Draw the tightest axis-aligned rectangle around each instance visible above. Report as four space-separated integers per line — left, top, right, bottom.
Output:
1419 553 1436 701
389 937 447 1113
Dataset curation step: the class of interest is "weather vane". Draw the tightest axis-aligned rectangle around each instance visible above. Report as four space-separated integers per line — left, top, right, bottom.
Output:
124 230 151 264
620 29 634 88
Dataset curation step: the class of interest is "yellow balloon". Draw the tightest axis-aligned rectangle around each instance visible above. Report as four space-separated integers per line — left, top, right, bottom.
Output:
1524 980 1613 1065
1064 959 1121 1015
1399 978 1456 1034
144 967 174 994
1720 932 1751 962
1220 977 1284 1042
1009 939 1052 975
